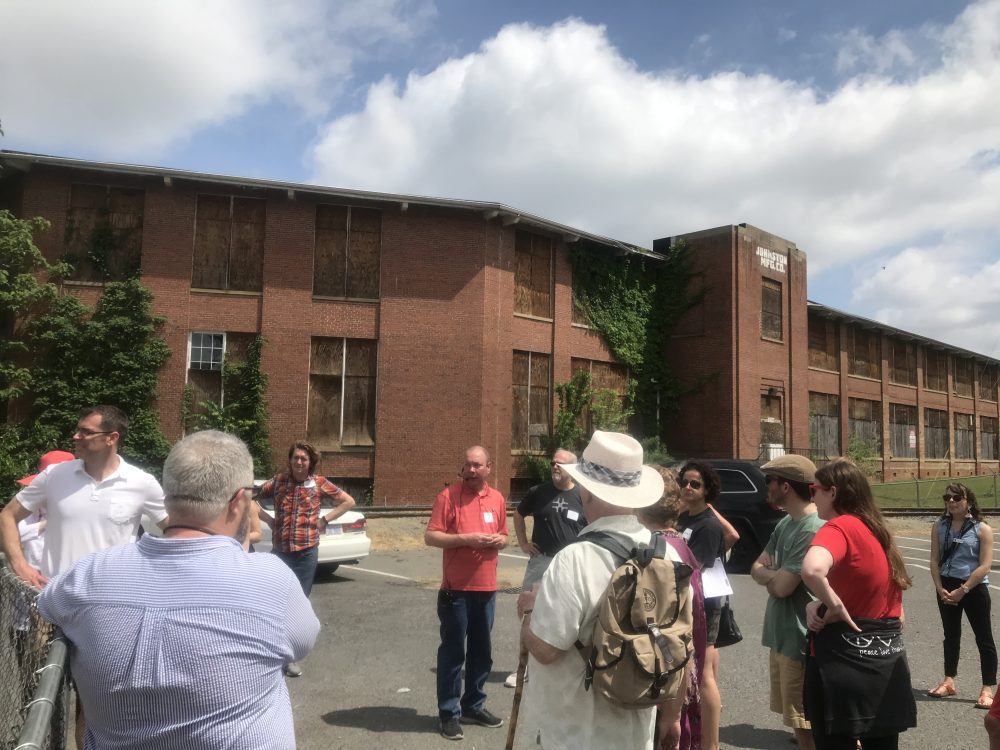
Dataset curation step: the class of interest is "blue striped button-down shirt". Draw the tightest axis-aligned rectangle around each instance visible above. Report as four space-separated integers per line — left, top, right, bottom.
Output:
38 534 320 749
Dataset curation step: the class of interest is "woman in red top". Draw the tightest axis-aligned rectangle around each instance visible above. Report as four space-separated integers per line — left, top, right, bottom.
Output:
801 459 915 750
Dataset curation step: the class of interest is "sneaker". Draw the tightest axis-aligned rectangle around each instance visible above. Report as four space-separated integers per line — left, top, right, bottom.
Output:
440 717 464 740
504 672 518 688
283 662 303 677
461 706 503 728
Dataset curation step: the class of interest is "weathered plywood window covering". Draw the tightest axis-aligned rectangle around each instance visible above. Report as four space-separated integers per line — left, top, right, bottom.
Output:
981 416 999 461
978 365 998 402
571 358 630 434
924 349 948 392
514 230 553 318
955 413 975 460
307 337 377 451
924 408 949 459
760 279 782 341
760 392 784 446
889 403 917 458
889 339 917 386
64 184 144 281
848 397 883 453
512 350 550 452
313 205 381 299
808 317 839 371
193 195 264 291
809 392 840 458
343 339 377 447
954 357 974 398
847 327 881 380
186 331 224 429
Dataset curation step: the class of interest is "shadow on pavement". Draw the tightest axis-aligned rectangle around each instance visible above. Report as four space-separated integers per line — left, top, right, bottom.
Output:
322 705 432 733
719 723 792 748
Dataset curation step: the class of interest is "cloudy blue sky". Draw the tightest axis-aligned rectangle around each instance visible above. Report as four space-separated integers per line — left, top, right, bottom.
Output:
3 0 999 356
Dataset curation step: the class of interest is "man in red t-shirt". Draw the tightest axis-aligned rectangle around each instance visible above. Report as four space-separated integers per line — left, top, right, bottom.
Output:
425 446 508 741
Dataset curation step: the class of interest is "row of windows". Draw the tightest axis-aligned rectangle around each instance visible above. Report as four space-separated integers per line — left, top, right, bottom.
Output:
809 316 999 400
511 351 629 452
808 392 1000 461
186 333 376 451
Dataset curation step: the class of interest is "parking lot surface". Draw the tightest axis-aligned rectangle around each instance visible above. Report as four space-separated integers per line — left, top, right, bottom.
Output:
290 529 996 749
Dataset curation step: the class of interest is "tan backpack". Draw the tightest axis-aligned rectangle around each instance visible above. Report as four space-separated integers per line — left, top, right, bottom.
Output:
574 531 694 708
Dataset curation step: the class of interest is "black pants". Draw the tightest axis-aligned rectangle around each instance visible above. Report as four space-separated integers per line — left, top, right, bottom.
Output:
813 733 898 750
938 576 998 684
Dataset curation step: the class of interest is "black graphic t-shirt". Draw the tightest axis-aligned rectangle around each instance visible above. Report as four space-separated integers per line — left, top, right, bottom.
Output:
516 482 586 555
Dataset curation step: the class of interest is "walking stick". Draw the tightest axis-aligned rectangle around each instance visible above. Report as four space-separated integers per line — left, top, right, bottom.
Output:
504 641 529 750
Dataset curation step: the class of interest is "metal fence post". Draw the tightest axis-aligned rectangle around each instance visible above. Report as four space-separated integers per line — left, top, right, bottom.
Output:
913 473 920 508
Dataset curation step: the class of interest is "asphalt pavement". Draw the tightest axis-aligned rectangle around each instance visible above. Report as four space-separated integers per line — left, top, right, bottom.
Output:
290 536 995 749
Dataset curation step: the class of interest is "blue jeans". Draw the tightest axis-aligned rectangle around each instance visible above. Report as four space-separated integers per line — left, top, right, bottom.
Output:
436 589 496 721
273 546 319 597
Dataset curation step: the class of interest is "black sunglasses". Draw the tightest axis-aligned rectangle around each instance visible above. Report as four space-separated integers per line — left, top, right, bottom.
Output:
943 494 966 503
679 478 703 490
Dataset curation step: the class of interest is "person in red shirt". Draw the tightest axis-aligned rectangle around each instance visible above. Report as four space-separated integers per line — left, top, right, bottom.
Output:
801 458 915 750
425 445 508 741
257 441 355 676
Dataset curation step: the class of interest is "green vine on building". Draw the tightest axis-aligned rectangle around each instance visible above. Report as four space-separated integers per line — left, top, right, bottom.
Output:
570 238 706 444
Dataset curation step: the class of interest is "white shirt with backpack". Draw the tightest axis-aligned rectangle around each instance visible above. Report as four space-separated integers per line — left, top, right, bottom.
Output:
515 514 684 750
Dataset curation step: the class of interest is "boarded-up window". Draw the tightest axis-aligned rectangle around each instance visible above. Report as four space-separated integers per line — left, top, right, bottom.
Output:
761 279 782 341
982 417 999 461
847 327 881 380
809 392 840 459
760 391 784 447
955 413 975 460
313 205 381 298
954 358 974 398
185 331 255 429
849 398 882 454
64 184 144 281
889 403 917 459
889 340 917 386
514 230 553 318
307 338 377 451
808 316 839 371
924 408 949 459
512 351 550 452
193 195 265 291
924 349 948 392
571 358 630 433
979 365 998 402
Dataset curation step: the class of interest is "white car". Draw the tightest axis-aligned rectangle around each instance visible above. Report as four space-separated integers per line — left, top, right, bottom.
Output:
253 496 372 573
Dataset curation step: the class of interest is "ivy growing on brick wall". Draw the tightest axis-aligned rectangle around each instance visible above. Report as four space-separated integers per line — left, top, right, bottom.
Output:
570 239 705 443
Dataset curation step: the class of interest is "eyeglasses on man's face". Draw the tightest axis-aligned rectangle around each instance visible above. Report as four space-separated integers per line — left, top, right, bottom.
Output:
74 427 113 438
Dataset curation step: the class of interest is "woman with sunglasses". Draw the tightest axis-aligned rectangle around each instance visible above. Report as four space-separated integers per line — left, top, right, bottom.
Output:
677 461 739 750
801 459 916 750
927 483 996 708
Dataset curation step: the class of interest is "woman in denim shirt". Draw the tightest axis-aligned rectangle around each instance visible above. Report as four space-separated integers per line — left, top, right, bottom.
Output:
928 483 997 709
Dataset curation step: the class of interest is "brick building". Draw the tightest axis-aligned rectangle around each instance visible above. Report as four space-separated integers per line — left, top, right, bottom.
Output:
2 151 996 501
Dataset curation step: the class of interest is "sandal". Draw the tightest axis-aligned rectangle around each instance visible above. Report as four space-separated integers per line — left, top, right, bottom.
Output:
976 691 994 709
927 682 957 697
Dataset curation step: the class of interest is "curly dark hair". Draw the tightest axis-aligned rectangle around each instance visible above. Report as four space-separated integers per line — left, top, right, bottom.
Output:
678 461 721 503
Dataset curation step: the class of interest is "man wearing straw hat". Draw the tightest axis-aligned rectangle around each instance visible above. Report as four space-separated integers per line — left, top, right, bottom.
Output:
513 430 685 750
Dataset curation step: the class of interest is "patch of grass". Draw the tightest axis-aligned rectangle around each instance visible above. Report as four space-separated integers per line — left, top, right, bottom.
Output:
872 474 1000 509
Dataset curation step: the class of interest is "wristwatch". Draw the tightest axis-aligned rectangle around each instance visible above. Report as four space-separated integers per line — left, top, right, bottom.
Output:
960 584 971 593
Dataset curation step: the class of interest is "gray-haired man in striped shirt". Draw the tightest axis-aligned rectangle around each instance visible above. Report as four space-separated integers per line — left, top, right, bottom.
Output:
39 430 319 750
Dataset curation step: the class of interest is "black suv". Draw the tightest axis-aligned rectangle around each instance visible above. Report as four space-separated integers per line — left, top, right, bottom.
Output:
676 459 786 574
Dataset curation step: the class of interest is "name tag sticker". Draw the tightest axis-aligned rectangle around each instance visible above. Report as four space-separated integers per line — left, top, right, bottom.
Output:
483 511 494 524
681 528 693 541
567 510 580 521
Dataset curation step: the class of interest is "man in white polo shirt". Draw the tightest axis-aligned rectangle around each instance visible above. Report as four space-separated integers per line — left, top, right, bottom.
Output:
0 404 167 588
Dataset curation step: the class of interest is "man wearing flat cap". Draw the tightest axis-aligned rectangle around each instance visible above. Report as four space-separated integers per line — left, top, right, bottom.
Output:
750 454 825 750
513 431 686 750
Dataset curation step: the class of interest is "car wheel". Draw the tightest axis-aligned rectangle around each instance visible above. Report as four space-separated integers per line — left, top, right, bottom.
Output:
724 523 759 574
317 562 340 576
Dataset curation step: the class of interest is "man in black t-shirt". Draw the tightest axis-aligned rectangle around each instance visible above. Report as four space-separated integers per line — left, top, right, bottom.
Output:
506 448 585 687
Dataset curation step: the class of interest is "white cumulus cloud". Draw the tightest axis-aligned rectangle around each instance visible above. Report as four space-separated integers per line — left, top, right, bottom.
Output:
308 2 1000 354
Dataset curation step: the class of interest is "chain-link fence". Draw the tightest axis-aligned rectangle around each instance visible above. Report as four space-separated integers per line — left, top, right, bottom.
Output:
0 565 68 750
870 472 1000 510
